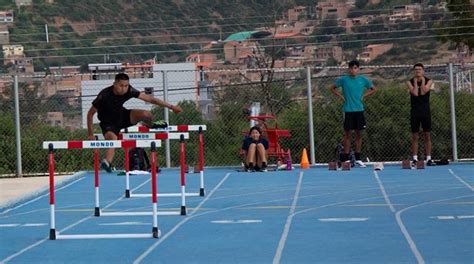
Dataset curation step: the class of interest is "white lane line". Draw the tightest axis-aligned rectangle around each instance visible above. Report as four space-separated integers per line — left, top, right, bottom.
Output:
0 224 19 227
0 223 48 228
448 169 474 191
99 222 148 226
373 171 396 212
133 173 231 264
373 171 424 264
457 215 474 219
430 216 456 220
273 171 304 264
430 215 474 220
318 217 369 222
1 176 86 215
22 223 47 227
211 220 262 224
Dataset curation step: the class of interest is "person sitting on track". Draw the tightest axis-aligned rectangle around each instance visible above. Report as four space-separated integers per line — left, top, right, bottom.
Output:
241 126 269 172
87 73 183 172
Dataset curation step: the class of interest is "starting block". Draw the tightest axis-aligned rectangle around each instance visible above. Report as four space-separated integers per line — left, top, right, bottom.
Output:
328 161 337 170
416 160 425 169
341 161 351 170
402 160 412 169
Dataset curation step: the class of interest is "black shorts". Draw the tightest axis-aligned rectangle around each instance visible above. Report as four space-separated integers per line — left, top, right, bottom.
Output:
99 108 133 136
411 113 431 133
344 111 366 131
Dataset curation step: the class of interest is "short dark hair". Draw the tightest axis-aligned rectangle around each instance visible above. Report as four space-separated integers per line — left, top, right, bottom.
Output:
248 126 262 135
413 63 424 69
115 73 129 81
348 60 360 68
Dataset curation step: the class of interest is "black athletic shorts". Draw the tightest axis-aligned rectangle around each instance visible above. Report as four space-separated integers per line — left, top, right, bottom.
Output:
410 113 431 133
99 108 133 136
344 111 366 131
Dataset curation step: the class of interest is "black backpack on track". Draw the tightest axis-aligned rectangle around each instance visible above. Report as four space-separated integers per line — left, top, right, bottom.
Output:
129 148 150 171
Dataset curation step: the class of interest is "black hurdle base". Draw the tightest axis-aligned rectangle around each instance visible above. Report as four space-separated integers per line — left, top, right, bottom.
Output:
94 207 100 216
199 188 205 197
125 189 131 198
49 229 56 240
180 206 187 215
152 227 160 238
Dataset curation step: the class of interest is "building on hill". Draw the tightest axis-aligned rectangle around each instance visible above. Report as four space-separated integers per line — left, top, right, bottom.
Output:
44 112 82 131
0 25 9 44
314 46 343 64
42 66 83 104
2 44 23 57
288 6 307 21
224 41 262 64
15 0 32 8
0 10 13 23
315 1 353 21
186 53 218 69
358 44 393 62
389 4 421 23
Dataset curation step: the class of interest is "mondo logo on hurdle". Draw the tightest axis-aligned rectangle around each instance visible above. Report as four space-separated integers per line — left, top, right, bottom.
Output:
43 139 162 240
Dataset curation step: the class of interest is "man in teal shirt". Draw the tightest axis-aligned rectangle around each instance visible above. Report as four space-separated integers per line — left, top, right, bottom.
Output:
330 60 377 167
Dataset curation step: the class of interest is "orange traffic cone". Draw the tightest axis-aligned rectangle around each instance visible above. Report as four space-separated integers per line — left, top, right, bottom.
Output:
300 148 310 169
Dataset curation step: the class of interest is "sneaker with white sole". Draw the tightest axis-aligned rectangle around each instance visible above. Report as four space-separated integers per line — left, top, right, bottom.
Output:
151 120 168 129
355 160 367 168
101 159 112 173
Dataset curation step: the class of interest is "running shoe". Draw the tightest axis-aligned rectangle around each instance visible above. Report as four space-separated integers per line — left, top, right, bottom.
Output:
355 160 367 168
151 120 168 129
426 160 436 166
101 159 112 173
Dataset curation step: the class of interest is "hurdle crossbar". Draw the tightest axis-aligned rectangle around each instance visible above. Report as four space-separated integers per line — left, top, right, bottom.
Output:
122 125 206 133
43 140 162 149
94 132 189 140
45 140 161 240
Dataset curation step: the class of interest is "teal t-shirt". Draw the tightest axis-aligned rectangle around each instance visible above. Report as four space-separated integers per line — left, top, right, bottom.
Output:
334 75 374 112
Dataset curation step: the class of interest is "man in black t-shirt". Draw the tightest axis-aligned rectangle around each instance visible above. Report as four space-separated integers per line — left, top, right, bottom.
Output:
87 73 183 172
406 63 434 166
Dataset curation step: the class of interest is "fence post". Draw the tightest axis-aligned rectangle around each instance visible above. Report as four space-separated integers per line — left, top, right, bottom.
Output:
306 66 316 165
162 71 171 168
448 63 458 161
14 75 23 177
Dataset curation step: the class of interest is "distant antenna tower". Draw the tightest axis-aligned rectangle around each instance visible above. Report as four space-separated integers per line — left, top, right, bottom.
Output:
455 42 472 93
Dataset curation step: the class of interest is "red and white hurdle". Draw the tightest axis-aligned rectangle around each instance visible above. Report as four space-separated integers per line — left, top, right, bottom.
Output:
122 125 207 197
94 132 191 198
43 139 161 240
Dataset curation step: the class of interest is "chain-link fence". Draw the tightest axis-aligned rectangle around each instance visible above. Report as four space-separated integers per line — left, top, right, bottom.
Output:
1 64 472 176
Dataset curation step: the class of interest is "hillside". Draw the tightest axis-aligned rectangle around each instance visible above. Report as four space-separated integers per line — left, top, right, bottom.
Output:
4 0 316 68
0 0 470 70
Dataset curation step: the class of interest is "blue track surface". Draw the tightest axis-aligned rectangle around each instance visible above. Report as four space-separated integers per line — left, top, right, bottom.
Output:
1 164 473 263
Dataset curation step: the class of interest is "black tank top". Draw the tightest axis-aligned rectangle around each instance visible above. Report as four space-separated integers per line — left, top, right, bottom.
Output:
410 77 430 115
